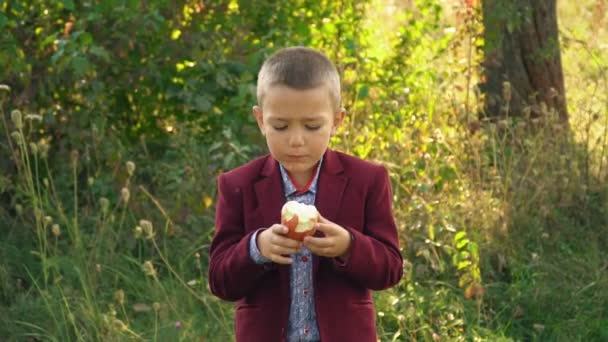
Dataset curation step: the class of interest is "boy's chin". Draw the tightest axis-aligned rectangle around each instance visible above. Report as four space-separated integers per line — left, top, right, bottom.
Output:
280 160 315 173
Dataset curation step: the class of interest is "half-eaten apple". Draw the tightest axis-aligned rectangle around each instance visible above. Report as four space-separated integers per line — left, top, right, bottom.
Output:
281 201 319 241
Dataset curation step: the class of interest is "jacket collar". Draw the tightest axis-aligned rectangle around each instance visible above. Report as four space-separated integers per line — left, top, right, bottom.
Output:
255 149 347 224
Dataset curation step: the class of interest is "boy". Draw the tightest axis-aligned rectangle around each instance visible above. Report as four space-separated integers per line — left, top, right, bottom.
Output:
208 47 403 341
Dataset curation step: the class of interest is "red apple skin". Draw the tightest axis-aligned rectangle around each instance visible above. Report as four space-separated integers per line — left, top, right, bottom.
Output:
282 214 317 241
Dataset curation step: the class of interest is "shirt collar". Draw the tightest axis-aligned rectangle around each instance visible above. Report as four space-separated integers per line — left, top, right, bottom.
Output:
279 157 323 197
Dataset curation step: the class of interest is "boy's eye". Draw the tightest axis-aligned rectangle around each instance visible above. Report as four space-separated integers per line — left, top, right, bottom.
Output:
273 126 288 131
305 125 321 130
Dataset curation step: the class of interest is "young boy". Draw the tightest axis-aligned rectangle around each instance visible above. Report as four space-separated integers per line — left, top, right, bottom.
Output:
208 47 403 341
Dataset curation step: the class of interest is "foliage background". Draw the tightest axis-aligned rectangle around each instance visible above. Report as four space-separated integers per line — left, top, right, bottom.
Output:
1 0 607 341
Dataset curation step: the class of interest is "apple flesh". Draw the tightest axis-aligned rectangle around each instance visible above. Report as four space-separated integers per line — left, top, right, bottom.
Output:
281 201 319 241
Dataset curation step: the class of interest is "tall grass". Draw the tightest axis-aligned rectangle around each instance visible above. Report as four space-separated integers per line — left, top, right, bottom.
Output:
1 1 607 341
0 100 234 340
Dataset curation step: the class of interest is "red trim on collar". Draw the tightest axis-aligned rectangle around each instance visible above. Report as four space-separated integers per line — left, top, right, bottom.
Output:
287 162 320 195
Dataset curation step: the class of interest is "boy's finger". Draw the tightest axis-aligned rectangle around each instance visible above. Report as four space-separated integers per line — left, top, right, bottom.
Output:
270 254 294 265
305 245 332 257
303 236 333 248
271 235 302 249
271 244 301 255
313 222 337 234
318 214 331 224
270 224 288 235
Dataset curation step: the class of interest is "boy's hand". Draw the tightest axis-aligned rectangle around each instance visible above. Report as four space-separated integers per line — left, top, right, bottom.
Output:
303 215 352 258
257 224 302 264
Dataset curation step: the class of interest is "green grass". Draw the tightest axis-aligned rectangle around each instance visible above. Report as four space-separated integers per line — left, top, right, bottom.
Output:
1 1 608 341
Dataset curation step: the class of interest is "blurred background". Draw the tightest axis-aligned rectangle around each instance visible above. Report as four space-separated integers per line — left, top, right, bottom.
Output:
1 0 607 340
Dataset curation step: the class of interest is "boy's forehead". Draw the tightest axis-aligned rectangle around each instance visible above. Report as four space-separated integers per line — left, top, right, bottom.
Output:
264 84 333 104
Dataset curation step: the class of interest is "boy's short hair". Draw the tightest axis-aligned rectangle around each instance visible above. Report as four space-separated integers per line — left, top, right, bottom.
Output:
256 46 341 111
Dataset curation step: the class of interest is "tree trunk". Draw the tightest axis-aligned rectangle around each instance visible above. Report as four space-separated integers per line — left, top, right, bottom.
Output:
481 0 568 122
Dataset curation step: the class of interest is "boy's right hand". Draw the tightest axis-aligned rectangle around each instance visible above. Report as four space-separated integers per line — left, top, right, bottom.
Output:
257 224 302 264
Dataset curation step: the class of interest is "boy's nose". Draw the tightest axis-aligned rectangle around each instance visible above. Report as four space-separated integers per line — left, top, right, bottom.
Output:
288 132 304 147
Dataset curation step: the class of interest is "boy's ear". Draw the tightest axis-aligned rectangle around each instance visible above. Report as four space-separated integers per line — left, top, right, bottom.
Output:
331 107 346 136
252 105 265 135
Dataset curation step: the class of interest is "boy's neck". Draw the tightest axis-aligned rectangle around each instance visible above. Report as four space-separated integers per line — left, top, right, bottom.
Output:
284 161 321 193
287 170 314 190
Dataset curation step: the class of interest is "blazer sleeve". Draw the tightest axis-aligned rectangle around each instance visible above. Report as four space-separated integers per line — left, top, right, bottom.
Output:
333 166 403 290
207 173 271 301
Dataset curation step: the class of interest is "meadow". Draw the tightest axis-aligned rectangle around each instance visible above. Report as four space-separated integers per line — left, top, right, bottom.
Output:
1 1 607 341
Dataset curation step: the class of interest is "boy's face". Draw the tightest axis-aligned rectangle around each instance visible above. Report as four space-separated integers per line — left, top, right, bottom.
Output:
253 84 344 178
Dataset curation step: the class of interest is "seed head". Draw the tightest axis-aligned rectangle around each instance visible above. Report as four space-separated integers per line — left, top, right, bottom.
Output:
121 187 130 203
11 109 23 129
51 224 61 237
25 114 43 122
38 141 50 159
134 226 143 238
114 289 125 305
140 219 154 239
126 161 136 176
143 261 157 277
10 131 22 143
112 319 128 331
29 143 38 155
100 197 110 215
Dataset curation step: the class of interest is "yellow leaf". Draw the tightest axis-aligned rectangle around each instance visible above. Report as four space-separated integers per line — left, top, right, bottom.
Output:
203 196 213 209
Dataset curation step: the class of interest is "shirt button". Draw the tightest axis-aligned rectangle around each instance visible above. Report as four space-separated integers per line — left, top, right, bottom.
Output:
303 289 309 295
304 328 310 334
301 256 309 262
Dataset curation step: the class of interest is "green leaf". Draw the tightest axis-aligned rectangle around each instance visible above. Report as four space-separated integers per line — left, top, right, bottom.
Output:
90 45 111 62
71 56 90 75
456 238 469 250
357 85 369 100
458 260 471 270
454 231 466 242
0 13 7 31
439 165 457 182
193 95 212 112
63 0 75 11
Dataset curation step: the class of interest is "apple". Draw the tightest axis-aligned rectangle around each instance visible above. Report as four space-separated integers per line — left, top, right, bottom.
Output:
281 201 319 241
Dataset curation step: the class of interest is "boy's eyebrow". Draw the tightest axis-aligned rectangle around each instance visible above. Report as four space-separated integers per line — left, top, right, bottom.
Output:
267 115 325 122
302 116 325 121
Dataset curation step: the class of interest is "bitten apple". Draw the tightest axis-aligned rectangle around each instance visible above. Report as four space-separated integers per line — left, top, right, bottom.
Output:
281 201 319 241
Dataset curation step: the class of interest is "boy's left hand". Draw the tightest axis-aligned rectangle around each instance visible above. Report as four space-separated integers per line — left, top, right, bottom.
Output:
303 215 352 258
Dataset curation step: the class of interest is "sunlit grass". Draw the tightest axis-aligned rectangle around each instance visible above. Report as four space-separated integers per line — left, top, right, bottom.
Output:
1 0 607 341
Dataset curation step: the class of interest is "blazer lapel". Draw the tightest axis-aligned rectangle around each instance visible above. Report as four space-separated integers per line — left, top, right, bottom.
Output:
253 156 285 227
313 149 348 283
253 156 291 305
315 149 348 224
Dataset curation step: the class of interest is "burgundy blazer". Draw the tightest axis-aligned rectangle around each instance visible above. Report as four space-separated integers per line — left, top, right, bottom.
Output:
208 149 403 341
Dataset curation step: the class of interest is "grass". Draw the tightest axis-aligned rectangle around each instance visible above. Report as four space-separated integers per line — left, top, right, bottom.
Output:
1 0 607 341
